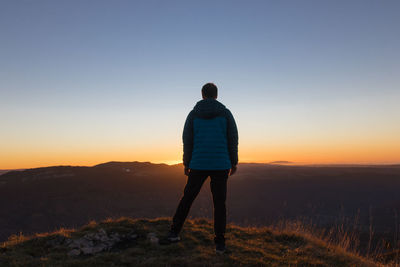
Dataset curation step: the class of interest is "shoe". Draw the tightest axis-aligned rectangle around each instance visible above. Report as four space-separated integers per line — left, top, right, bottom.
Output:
167 231 181 243
215 242 226 254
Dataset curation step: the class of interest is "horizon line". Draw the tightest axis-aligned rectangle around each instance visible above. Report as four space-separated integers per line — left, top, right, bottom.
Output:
1 160 400 171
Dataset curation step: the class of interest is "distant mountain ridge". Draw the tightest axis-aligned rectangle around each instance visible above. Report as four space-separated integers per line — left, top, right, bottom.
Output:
2 160 399 178
268 160 294 164
0 169 25 176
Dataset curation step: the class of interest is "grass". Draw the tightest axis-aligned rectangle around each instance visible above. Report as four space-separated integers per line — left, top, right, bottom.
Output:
0 217 384 266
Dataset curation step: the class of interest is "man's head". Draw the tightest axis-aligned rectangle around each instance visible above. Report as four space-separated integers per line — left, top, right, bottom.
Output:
201 83 218 99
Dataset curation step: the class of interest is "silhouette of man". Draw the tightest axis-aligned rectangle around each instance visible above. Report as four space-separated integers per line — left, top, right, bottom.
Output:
166 83 238 254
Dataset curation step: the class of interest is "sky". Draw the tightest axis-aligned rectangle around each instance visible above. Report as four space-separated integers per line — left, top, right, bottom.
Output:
1 0 399 169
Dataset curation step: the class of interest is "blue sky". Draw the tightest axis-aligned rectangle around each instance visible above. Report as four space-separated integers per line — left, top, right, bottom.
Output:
1 0 399 168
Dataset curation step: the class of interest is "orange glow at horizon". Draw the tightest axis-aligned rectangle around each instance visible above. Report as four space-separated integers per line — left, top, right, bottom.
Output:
1 141 399 169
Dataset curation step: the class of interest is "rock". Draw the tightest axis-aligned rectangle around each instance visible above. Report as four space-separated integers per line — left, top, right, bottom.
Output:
109 232 121 242
84 233 96 240
69 239 93 249
68 240 79 248
67 249 81 256
81 247 94 255
100 235 109 242
92 244 108 253
65 228 139 256
83 240 94 248
147 232 159 245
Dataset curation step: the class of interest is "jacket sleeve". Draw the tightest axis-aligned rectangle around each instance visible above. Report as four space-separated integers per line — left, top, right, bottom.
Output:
182 111 194 167
226 109 239 166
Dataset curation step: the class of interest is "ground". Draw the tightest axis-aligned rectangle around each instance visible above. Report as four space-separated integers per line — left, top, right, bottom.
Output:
0 217 379 266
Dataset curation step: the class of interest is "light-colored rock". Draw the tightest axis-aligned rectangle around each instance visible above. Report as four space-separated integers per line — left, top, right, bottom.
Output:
68 249 81 256
68 240 79 248
84 233 96 240
79 239 94 248
99 228 107 235
147 232 159 245
92 244 108 253
100 235 109 242
81 247 94 255
110 232 120 240
65 228 138 256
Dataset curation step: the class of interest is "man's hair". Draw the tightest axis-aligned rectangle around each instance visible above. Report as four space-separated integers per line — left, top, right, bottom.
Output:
201 83 218 98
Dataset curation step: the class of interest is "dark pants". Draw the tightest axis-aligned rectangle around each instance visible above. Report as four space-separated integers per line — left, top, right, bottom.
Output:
171 169 230 244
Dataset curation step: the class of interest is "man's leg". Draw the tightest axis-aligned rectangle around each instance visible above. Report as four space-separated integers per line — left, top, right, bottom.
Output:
210 170 229 245
170 170 208 234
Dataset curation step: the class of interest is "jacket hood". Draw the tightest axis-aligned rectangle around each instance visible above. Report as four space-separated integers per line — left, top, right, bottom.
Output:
192 99 226 119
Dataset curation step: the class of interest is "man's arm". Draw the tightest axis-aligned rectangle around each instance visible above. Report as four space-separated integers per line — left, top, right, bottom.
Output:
182 111 194 173
226 109 238 170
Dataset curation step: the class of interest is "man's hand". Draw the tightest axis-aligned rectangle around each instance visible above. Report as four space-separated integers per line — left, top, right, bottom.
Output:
184 167 190 176
229 165 237 176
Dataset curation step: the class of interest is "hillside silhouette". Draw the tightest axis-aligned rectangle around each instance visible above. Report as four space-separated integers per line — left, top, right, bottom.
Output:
1 161 400 262
0 217 378 266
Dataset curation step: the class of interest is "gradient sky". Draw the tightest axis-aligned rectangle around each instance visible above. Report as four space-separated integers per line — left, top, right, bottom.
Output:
1 0 399 168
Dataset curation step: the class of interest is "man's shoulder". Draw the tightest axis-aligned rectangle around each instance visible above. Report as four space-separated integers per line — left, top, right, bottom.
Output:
186 109 195 117
222 108 234 118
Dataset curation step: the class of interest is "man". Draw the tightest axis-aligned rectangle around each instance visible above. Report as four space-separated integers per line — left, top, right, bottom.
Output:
166 83 238 254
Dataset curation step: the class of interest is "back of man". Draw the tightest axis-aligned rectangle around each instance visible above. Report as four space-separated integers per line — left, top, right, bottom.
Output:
166 83 238 254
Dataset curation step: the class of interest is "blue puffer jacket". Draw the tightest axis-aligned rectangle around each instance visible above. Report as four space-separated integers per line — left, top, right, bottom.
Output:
183 98 238 170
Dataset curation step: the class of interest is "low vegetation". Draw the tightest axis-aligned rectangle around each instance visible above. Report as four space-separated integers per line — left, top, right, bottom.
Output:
0 217 382 266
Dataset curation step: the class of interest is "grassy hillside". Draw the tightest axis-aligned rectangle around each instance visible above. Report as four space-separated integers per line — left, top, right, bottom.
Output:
0 217 380 266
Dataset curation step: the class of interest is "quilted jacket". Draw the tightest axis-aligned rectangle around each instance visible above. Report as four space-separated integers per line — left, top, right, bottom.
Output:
182 98 238 170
